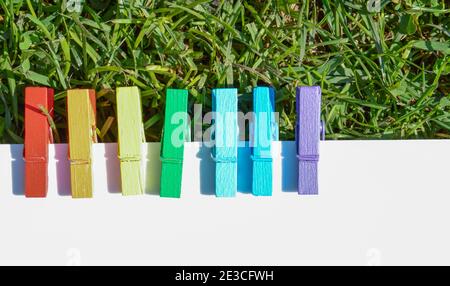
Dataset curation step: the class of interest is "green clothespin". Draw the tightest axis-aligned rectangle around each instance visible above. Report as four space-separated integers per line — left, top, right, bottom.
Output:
116 86 145 196
160 88 190 198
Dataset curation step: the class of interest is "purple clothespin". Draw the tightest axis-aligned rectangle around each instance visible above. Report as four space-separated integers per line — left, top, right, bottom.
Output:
296 86 324 195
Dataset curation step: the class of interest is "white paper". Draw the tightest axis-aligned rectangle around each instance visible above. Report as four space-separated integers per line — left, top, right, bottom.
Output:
0 140 449 265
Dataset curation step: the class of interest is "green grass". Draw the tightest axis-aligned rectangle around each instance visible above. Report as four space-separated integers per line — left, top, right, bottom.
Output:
0 0 449 143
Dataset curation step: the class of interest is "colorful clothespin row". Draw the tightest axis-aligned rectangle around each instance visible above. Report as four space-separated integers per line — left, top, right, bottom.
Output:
160 89 189 198
67 89 97 198
296 86 324 195
116 87 145 196
251 87 278 196
212 88 238 197
24 87 54 198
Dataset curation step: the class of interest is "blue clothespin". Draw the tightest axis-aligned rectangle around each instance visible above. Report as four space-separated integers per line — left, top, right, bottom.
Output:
212 88 238 197
296 86 324 195
251 87 278 196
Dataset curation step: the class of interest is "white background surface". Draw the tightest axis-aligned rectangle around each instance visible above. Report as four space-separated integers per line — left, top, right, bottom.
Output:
0 140 449 266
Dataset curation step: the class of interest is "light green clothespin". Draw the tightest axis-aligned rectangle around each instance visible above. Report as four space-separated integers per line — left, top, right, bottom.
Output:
116 86 145 196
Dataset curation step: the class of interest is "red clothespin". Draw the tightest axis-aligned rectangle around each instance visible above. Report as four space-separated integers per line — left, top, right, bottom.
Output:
24 87 54 198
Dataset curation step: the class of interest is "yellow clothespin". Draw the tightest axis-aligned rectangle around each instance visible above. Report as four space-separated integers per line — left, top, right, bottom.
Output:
67 89 97 198
116 86 145 196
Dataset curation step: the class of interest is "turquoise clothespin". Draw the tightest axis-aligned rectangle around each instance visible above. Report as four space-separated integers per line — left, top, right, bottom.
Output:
251 87 278 196
212 88 238 197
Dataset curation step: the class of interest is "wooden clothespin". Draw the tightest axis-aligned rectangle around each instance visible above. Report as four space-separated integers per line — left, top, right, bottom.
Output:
212 88 238 197
67 89 97 198
160 88 189 198
296 86 324 195
24 87 54 198
251 87 278 196
116 87 145 196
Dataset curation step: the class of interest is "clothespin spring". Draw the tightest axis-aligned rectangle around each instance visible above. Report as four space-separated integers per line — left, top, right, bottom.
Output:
297 155 319 162
211 155 237 163
24 156 47 163
118 156 141 162
160 156 183 164
250 156 272 162
70 159 91 165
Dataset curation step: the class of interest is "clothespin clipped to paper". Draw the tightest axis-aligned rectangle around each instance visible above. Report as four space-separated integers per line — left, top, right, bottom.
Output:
67 89 97 198
116 87 145 196
24 87 54 198
250 87 278 196
160 89 190 198
211 88 238 197
296 86 324 195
